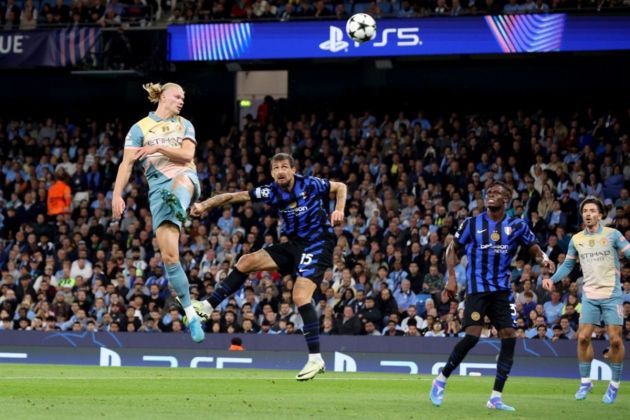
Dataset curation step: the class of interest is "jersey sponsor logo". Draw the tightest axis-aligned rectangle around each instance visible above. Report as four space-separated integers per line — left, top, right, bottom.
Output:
145 136 182 147
279 206 309 214
580 250 612 259
479 243 509 253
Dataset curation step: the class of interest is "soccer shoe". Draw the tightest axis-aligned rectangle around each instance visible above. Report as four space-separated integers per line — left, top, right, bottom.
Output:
160 189 187 223
602 383 619 404
429 379 446 407
187 315 205 343
192 299 212 322
296 359 325 381
486 397 516 411
575 383 593 400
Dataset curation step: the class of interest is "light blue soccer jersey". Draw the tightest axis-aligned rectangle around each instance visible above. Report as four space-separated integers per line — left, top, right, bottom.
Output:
124 112 196 187
552 226 630 300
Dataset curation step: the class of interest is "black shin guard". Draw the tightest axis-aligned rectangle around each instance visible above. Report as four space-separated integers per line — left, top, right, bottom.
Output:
208 268 248 308
494 337 516 392
442 334 480 378
298 303 320 353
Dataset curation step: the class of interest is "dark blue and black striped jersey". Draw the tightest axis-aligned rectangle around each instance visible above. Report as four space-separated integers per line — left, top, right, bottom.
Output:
454 212 538 294
249 174 333 241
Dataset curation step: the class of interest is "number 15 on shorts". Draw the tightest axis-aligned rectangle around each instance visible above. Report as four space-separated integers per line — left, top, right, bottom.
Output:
300 253 313 265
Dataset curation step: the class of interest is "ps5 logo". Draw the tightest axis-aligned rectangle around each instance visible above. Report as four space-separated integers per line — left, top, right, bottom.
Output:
373 28 422 47
319 27 349 53
319 26 421 54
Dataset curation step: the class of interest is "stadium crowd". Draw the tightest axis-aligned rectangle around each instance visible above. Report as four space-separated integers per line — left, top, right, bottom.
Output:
1 0 629 30
1 102 630 342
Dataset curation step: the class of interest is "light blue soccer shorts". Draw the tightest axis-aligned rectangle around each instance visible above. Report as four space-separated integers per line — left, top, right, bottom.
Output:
580 295 624 326
148 169 200 232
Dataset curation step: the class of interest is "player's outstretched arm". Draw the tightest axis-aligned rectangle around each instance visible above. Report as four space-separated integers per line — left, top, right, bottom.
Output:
190 191 251 217
444 240 459 296
329 181 347 226
112 148 138 220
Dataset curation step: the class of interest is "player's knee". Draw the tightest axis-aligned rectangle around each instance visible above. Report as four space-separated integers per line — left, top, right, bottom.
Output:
235 254 255 272
292 290 310 306
609 335 623 350
577 332 591 346
459 334 480 350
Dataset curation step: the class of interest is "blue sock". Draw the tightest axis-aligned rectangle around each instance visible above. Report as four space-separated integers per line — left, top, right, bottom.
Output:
165 263 191 307
579 362 591 380
173 184 192 210
611 363 623 383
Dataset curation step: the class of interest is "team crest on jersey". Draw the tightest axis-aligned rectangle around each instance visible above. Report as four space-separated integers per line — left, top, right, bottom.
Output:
504 226 512 236
491 232 500 242
589 239 595 247
471 312 481 321
601 238 608 246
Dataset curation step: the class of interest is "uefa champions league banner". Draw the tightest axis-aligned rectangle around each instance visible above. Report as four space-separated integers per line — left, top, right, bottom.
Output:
0 331 628 380
167 14 630 62
0 27 101 68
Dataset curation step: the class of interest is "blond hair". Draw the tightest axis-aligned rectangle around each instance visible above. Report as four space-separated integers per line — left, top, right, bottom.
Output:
142 82 184 104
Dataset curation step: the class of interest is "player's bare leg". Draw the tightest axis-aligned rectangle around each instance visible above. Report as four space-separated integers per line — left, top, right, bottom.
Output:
603 325 624 404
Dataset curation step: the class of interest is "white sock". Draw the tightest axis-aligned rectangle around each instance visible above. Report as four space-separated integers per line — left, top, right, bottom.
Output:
201 300 213 312
309 353 323 362
184 305 197 321
610 380 620 388
581 377 592 384
491 391 502 399
437 373 447 383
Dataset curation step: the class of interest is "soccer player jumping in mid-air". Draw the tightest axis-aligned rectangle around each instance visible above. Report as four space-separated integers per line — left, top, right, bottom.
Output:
430 181 555 411
112 82 205 343
544 197 628 404
190 153 347 380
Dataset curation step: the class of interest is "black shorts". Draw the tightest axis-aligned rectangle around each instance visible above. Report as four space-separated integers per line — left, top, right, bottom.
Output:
263 237 334 285
462 291 517 330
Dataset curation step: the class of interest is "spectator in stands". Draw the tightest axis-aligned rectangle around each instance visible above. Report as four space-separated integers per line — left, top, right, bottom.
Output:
47 169 72 218
543 291 564 325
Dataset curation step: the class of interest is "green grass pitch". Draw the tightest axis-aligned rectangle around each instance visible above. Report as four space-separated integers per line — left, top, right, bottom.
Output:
0 364 627 419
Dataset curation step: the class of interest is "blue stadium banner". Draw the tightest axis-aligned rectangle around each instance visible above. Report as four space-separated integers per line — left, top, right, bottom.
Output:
0 27 101 68
167 14 630 62
1 331 628 380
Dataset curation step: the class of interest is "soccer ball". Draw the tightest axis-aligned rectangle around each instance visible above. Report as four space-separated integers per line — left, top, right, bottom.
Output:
346 13 377 43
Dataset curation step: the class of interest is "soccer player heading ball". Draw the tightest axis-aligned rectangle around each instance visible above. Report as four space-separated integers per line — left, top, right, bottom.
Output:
190 153 347 380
